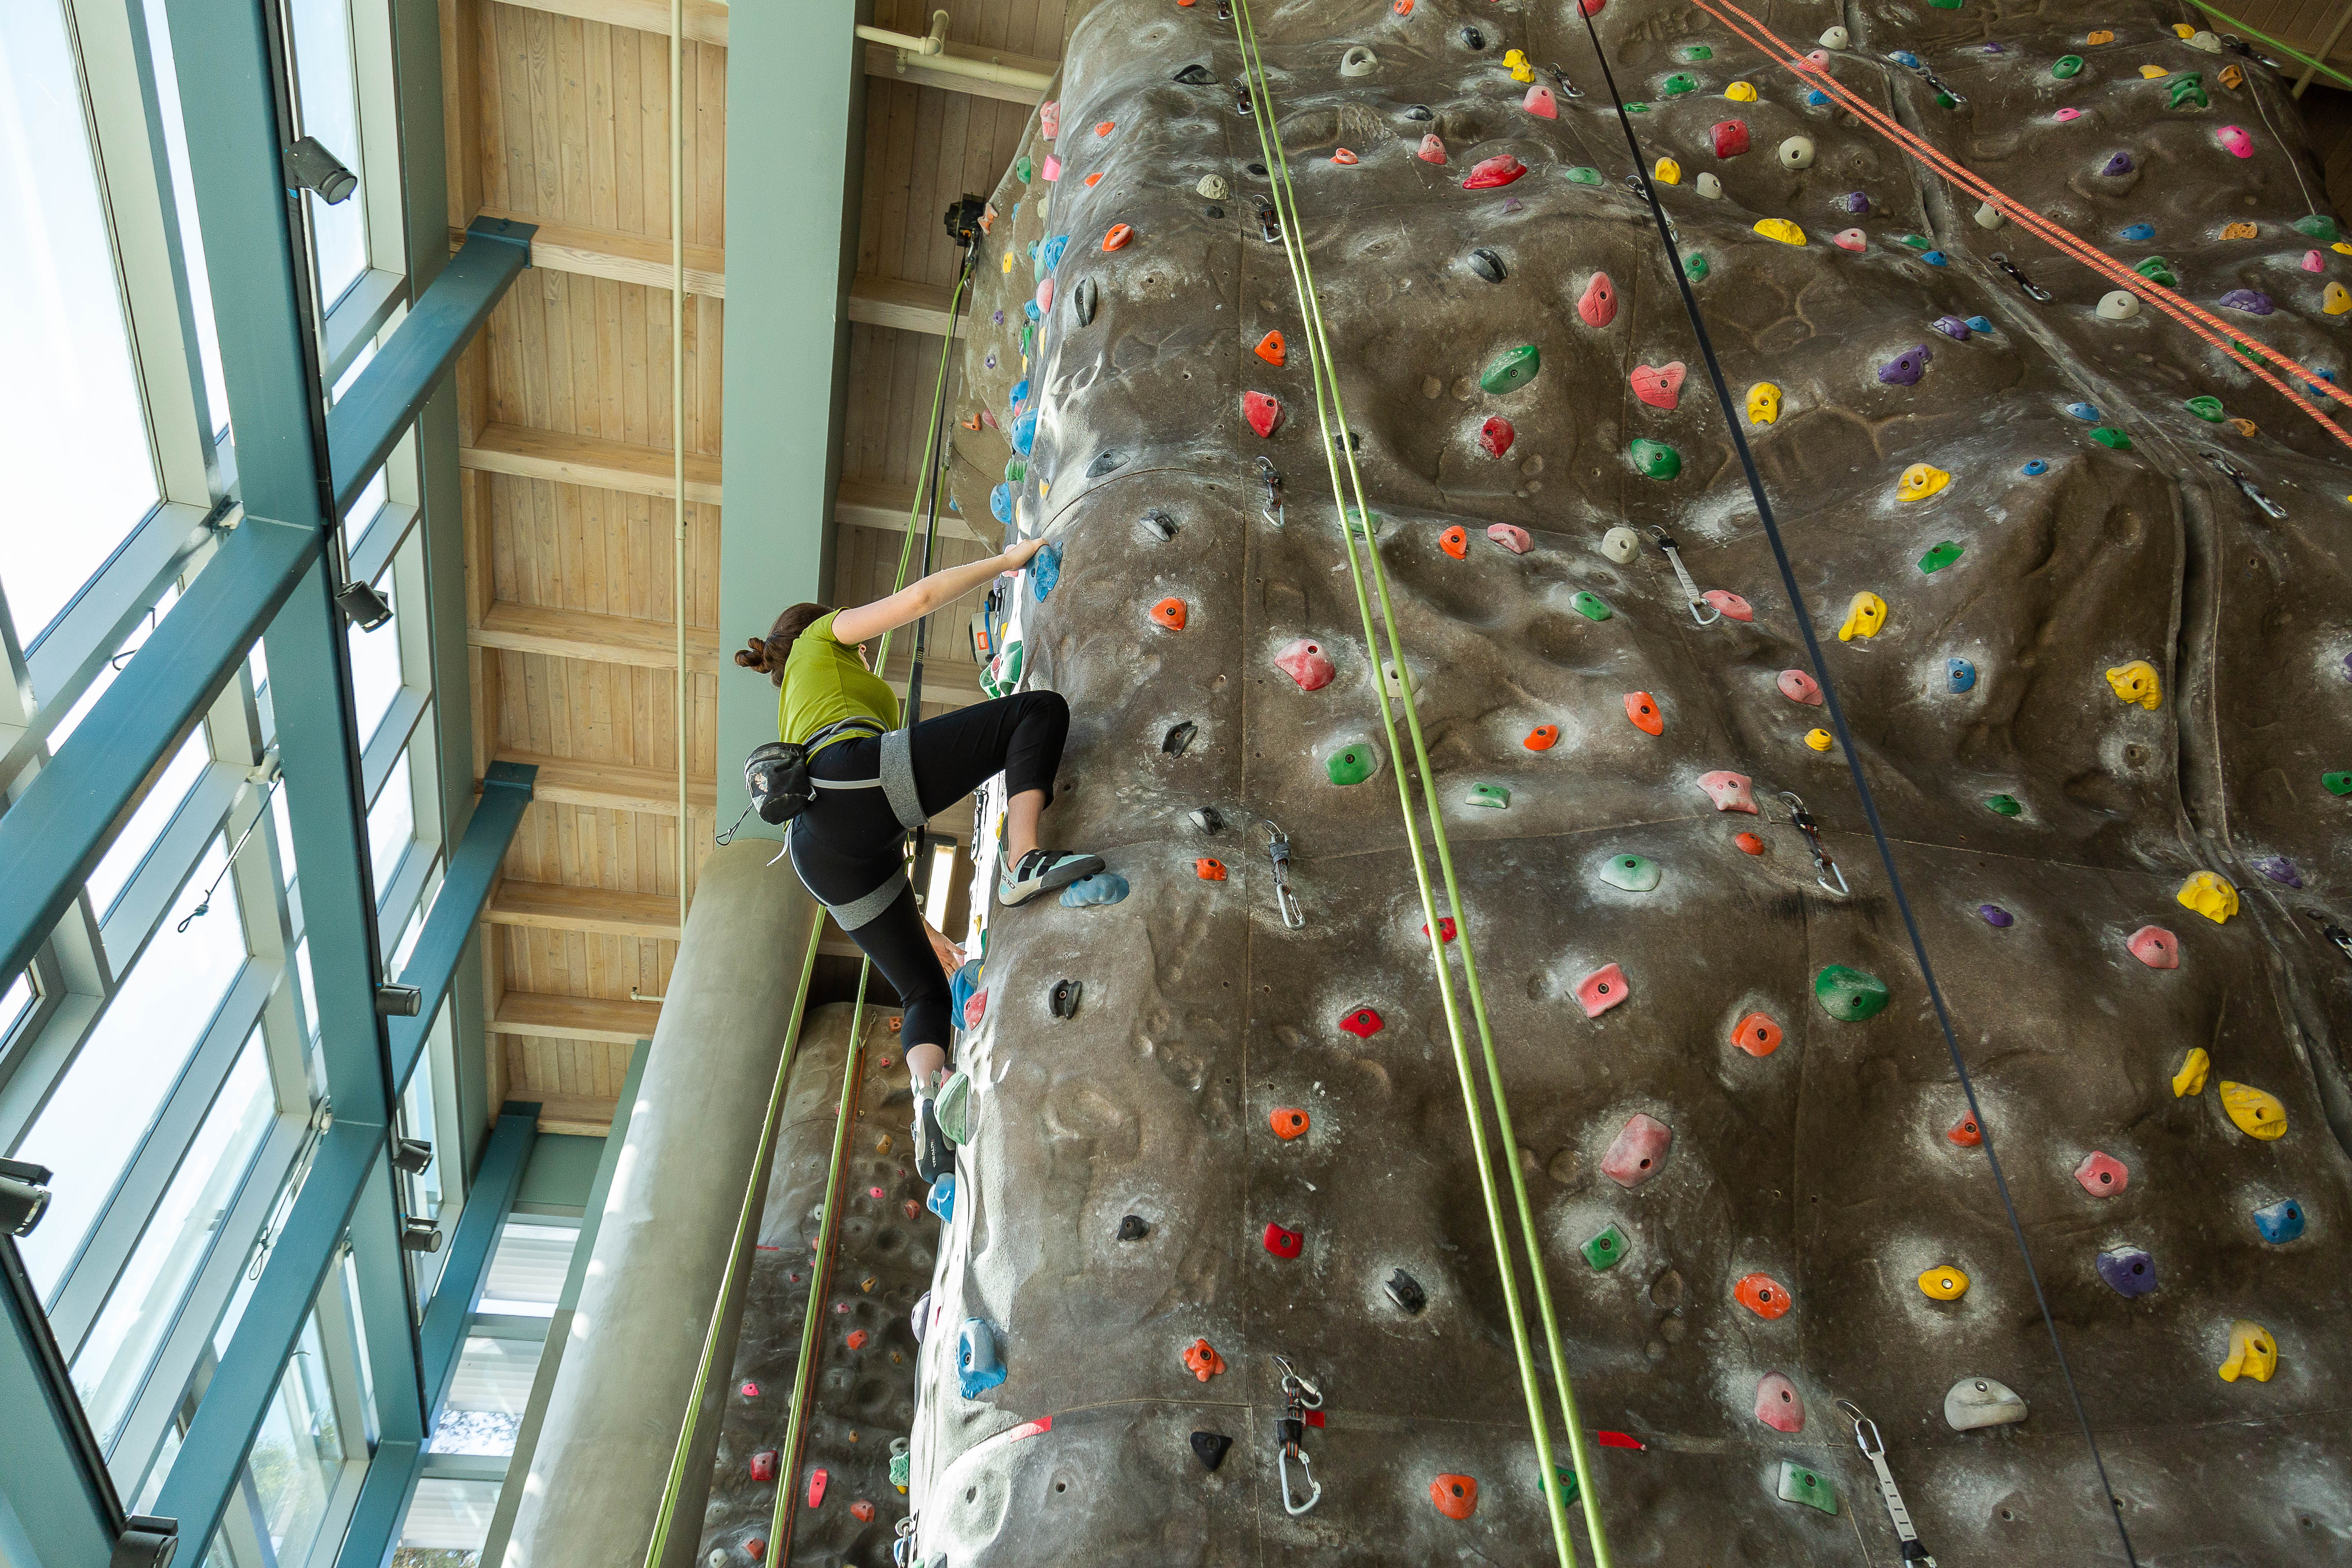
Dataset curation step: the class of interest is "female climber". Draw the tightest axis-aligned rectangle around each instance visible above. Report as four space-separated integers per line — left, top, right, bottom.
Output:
735 538 1099 1170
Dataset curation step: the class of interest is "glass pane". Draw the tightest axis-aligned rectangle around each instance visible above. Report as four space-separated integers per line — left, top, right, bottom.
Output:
0 0 161 642
87 728 211 920
138 0 227 439
347 568 400 742
246 1312 345 1567
477 1220 577 1317
294 937 318 1042
368 751 412 893
287 0 365 305
272 790 298 888
396 1478 499 1564
71 1029 274 1445
426 1336 535 1455
1 968 34 1044
45 585 179 730
14 839 247 1296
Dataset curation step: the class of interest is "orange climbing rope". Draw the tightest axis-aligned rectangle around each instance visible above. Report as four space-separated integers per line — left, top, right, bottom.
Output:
1683 0 2352 451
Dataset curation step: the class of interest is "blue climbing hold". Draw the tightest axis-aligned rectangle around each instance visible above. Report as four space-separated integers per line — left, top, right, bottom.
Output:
1011 377 1031 408
1965 315 1993 333
1023 298 1042 322
929 1172 956 1223
1892 49 1921 67
1060 872 1130 907
2065 401 2100 421
958 1319 1008 1397
949 957 982 1024
2252 1198 2305 1243
1806 88 1829 106
2022 459 2048 476
990 484 1013 523
1032 542 1063 600
1948 657 1978 693
2119 222 2156 241
1012 409 1039 456
1040 233 1070 273
1919 250 1949 266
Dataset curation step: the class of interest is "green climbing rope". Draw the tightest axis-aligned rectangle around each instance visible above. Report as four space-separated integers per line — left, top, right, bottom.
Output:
1229 6 1613 1563
2178 0 2352 91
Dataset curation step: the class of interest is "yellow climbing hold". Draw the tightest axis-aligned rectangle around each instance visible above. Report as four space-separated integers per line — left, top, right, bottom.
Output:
2104 660 2162 710
2176 871 2239 924
1753 218 1806 245
1897 463 1951 501
1726 80 1759 101
2217 1320 2277 1383
1917 1265 1969 1301
2172 1047 2211 1098
1504 49 1536 83
1654 156 1682 185
1747 382 1782 424
2326 282 2352 316
2333 241 2352 256
1001 251 1016 274
2087 28 2115 43
1838 591 1888 641
2138 63 2167 78
2172 22 2198 37
2219 1081 2287 1140
1805 728 1834 752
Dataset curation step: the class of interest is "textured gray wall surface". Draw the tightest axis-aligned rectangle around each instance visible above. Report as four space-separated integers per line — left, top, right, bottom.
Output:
780 0 2352 1562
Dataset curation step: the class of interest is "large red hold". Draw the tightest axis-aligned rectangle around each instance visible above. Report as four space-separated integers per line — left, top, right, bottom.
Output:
1711 119 1751 157
1275 638 1336 690
1462 154 1527 189
1339 1006 1384 1039
1243 390 1282 437
1263 1222 1303 1258
1735 1272 1793 1320
1599 1112 1673 1186
1479 416 1515 457
1578 272 1618 327
1576 963 1630 1018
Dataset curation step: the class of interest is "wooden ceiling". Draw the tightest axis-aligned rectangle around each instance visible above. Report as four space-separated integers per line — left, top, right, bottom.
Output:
436 0 1060 1133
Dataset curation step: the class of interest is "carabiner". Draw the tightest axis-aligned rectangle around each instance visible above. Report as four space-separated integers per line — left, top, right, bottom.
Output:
1275 1353 1323 1407
2203 450 2289 519
1778 791 1851 898
1252 194 1281 245
2305 909 2352 963
891 1517 918 1568
1264 820 1304 929
1544 61 1585 98
1649 526 1721 626
1278 1448 1321 1515
1988 252 2054 303
1836 1401 1938 1565
1257 454 1285 527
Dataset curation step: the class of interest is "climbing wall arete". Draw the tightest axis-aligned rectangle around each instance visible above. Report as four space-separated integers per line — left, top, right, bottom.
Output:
791 0 2352 1561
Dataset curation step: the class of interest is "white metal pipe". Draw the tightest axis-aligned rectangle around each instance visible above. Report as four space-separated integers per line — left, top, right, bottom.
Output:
673 0 689 924
854 23 1053 91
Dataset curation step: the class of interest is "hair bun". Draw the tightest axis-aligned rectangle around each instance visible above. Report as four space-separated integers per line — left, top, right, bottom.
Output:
733 637 771 673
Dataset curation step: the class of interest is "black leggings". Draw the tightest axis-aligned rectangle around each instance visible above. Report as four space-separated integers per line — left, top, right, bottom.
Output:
787 691 1069 1049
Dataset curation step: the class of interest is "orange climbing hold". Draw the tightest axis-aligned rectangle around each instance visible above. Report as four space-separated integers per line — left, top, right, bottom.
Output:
1732 1011 1784 1058
1151 597 1188 631
1331 147 1359 165
1255 330 1286 366
846 1328 869 1350
1094 120 1115 136
1948 1113 1983 1148
1394 0 1413 11
1243 390 1282 438
1102 223 1133 251
1735 1272 1793 1320
1270 1107 1310 1139
1195 858 1227 881
1624 692 1664 735
1430 1475 1479 1520
1183 1339 1227 1381
1440 526 1468 559
1735 832 1766 855
1524 725 1560 751
1083 172 1104 188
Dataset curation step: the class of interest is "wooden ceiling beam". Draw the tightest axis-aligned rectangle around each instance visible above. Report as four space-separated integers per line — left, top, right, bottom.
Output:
499 750 717 814
470 602 724 674
491 991 664 1043
846 275 964 338
454 209 726 296
531 1092 618 1138
490 0 727 46
861 39 1056 104
835 478 987 544
486 880 683 941
460 423 721 505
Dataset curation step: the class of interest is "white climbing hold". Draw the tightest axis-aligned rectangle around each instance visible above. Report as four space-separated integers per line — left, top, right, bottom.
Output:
1600 526 1641 564
2097 290 2140 321
1340 45 1378 77
1819 25 1850 48
2188 29 2223 51
1695 172 1724 199
1198 174 1229 200
1973 201 2005 229
1777 136 1815 170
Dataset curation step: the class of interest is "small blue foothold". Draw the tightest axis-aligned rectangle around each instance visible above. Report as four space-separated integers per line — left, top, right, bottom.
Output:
949 957 982 1022
1948 657 1978 693
2022 459 2048 476
1031 542 1062 600
1060 872 1131 907
1806 89 1829 106
1920 250 1949 266
1040 233 1070 272
1965 315 1993 333
1011 409 1039 457
928 1172 956 1223
1022 299 1042 322
2119 223 2155 241
958 1319 1008 1398
2065 401 2100 421
2253 1197 2305 1243
1011 378 1031 408
990 483 1013 523
1892 49 1921 67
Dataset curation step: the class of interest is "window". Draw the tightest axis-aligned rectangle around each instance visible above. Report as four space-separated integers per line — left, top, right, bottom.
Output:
1 969 35 1047
287 0 367 307
137 0 227 439
348 568 401 742
245 1312 346 1566
368 751 414 893
0 0 162 642
395 1479 499 1566
85 730 211 920
427 1337 535 1456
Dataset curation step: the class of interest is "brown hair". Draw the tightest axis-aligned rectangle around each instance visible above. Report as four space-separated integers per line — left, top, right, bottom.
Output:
734 603 831 687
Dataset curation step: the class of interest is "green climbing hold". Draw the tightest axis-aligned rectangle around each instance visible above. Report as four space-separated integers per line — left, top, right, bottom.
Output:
1326 742 1379 787
1683 253 1710 281
1777 1461 1838 1516
1814 964 1891 1022
1935 91 1959 108
1344 506 1384 542
1001 640 1024 688
1918 541 1964 573
1682 44 1713 60
2135 256 2177 287
889 1448 911 1489
1623 101 1651 113
1004 457 1028 482
1480 345 1542 396
2089 426 2133 451
1984 793 2022 817
1021 323 1033 354
1016 155 1034 182
1599 853 1661 892
1628 438 1682 481
1926 0 1962 11
2185 395 2225 423
2170 73 2207 109
1898 234 1931 250
1581 1225 1630 1271
2052 54 2083 78
1660 73 1698 96
1465 782 1512 810
1541 1465 1581 1505
1571 591 1613 622
1566 166 1604 185
2295 214 2341 241
2324 772 2352 796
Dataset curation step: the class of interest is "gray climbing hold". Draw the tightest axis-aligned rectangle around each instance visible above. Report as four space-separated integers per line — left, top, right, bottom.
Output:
1340 44 1377 76
1087 448 1128 478
1944 1376 2028 1430
1074 276 1099 325
1601 526 1641 564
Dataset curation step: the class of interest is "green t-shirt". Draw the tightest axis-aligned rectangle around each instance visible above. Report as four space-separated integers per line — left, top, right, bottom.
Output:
777 610 900 748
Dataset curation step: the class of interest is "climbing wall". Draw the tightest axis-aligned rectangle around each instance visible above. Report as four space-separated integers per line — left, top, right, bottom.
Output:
886 0 2352 1561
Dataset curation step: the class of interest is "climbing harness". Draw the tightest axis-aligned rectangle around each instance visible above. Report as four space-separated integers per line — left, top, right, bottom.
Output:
1647 527 1719 627
1230 4 1610 1561
1274 1355 1323 1517
1986 253 2055 305
1574 8 2140 1561
1775 793 1849 898
2202 451 2289 519
1263 819 1304 929
1836 1401 1938 1566
1257 455 1285 527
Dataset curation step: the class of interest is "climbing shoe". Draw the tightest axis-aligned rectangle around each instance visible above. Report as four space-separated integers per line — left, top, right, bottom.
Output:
912 1094 950 1186
997 848 1104 907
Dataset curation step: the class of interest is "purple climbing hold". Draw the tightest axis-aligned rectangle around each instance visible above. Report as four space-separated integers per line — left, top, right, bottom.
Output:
1840 191 1870 215
2096 1246 2159 1299
1878 345 1932 386
2100 152 2134 177
2253 855 2303 889
2219 288 2276 315
1933 315 1972 341
1599 1112 1673 1187
1979 904 2013 927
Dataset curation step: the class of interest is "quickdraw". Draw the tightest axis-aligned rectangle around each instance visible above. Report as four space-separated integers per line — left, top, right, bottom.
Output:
1257 454 1285 527
2305 909 2352 963
1264 819 1304 929
1886 51 1968 107
1987 252 2055 303
1777 791 1851 897
1648 526 1720 626
1252 194 1281 245
1837 1400 1938 1565
2203 450 2288 518
1543 60 1586 98
1274 1355 1324 1516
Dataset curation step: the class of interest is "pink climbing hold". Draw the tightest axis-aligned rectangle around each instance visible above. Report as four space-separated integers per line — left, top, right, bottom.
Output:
1417 134 1447 164
1041 154 1061 182
1035 278 1056 313
2306 250 2326 272
1833 228 1866 252
1804 48 1830 66
1699 770 1759 813
1462 154 1527 189
1755 1372 1806 1433
2127 925 2180 969
1703 590 1754 621
2054 107 2082 122
1039 100 1060 140
2074 1150 2130 1197
1576 962 1631 1018
1480 416 1516 457
1629 361 1686 410
2217 125 2254 158
1777 669 1824 705
1600 1111 1672 1186
1578 272 1619 327
1243 391 1282 438
1524 84 1558 119
1339 1006 1384 1040
1711 120 1751 158
1276 638 1336 691
1487 523 1531 553
964 989 988 1028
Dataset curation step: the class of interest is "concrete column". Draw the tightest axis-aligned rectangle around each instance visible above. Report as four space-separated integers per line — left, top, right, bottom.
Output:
501 842 819 1568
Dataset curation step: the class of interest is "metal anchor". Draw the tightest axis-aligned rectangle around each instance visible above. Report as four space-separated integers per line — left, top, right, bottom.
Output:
2203 450 2288 519
1649 526 1720 626
1257 454 1285 526
2304 909 2352 964
2221 33 2283 68
1274 1354 1324 1516
1837 1401 1938 1566
1265 819 1304 929
1253 193 1282 245
1544 61 1586 97
1988 252 2054 303
1778 791 1851 897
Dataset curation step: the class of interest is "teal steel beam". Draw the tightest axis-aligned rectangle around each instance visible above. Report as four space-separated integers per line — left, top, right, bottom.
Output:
387 762 537 1094
326 219 534 516
0 1238 118 1568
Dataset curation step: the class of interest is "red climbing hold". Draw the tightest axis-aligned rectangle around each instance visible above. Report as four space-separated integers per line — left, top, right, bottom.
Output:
1732 1011 1784 1058
1479 416 1516 457
1102 223 1133 251
1576 963 1630 1018
2127 925 2179 969
1340 1007 1384 1039
1594 1431 1644 1450
807 1469 829 1508
1735 1272 1793 1320
1630 362 1685 409
1703 590 1755 622
1093 119 1114 137
1255 330 1286 366
850 1501 877 1523
1151 597 1188 631
963 989 987 1029
1487 523 1531 553
1735 832 1766 854
1578 272 1618 328
1330 147 1358 165
1275 638 1335 690
751 1449 780 1482
1699 771 1758 813
1263 1222 1303 1259
2075 1150 2130 1196
1440 526 1468 559
1624 692 1664 735
1524 725 1560 751
1947 1113 1983 1147
1195 858 1227 881
845 1328 869 1351
1422 917 1457 942
745 1541 765 1561
1417 133 1447 163
1243 390 1282 438
1462 154 1527 189
1777 669 1824 705
1270 1107 1310 1139
1431 1474 1479 1520
1711 119 1752 158
1582 0 1606 13
1600 1111 1673 1187
1523 83 1558 118
1755 1372 1804 1432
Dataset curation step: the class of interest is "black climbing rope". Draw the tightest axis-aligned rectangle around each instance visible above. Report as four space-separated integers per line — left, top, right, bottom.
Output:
1568 9 2143 1564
